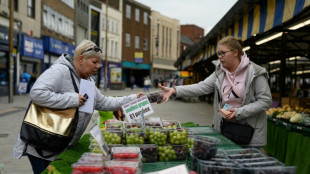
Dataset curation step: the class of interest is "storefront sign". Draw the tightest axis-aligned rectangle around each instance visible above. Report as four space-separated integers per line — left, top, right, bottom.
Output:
122 95 154 123
22 35 44 59
43 36 75 56
0 25 19 46
134 52 143 63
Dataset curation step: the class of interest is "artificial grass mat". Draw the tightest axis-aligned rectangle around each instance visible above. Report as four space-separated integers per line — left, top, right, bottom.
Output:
42 134 91 174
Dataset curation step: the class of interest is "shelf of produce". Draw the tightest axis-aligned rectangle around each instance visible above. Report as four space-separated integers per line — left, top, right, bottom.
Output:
265 119 310 174
42 126 240 173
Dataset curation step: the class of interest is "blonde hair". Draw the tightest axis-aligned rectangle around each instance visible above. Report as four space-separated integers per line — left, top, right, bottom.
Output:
217 36 244 59
73 40 102 60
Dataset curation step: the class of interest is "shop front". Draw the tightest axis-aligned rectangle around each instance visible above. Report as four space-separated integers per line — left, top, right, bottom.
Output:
0 25 19 96
99 61 121 89
42 36 75 70
122 60 151 88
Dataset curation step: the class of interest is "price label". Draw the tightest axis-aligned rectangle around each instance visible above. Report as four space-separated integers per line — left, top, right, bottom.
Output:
145 164 188 174
122 95 154 123
89 125 109 155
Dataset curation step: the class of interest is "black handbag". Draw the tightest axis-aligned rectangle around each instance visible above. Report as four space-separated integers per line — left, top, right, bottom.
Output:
20 71 79 155
220 119 256 145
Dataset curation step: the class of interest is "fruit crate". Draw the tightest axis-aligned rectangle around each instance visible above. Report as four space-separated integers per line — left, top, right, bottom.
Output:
168 128 188 145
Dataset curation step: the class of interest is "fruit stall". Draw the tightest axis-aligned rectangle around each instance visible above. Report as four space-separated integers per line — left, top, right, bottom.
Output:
265 105 310 174
41 118 297 174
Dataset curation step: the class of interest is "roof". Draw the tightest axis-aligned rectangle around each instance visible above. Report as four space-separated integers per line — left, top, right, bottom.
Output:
180 35 194 45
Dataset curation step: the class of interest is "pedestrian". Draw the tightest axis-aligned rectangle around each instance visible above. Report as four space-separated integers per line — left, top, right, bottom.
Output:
143 76 151 92
12 40 143 174
159 77 164 86
154 78 159 88
159 36 272 148
130 75 135 90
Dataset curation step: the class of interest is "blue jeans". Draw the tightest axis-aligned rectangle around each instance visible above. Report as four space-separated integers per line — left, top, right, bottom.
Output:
27 154 51 174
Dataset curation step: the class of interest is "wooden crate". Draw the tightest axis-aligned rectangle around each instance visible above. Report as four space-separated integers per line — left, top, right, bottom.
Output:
290 98 310 108
272 93 281 101
281 97 290 106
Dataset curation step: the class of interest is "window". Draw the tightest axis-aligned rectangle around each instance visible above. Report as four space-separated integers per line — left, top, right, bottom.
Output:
102 16 105 30
143 38 148 51
115 42 118 58
125 33 131 47
115 22 119 33
58 17 63 33
107 19 110 32
43 9 48 27
126 4 131 19
143 12 148 25
42 4 74 39
61 0 74 8
14 0 18 12
27 0 35 18
111 40 114 57
111 20 114 33
135 8 140 22
135 36 140 49
101 38 105 56
107 39 109 56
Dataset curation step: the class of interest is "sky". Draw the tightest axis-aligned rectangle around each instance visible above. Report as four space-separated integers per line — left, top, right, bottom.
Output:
135 0 238 35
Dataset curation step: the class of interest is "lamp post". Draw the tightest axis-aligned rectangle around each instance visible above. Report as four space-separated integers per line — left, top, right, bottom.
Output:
104 0 108 91
8 0 14 103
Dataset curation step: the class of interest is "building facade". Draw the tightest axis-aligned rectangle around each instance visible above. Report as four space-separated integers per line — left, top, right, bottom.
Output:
180 24 204 43
151 10 180 84
99 0 123 88
41 0 76 70
0 0 42 96
122 0 151 87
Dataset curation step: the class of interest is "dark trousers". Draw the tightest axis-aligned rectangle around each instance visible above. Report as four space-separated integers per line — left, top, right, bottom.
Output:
27 154 51 174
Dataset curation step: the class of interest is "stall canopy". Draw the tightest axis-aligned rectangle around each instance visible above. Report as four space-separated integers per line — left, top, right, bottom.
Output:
175 0 310 97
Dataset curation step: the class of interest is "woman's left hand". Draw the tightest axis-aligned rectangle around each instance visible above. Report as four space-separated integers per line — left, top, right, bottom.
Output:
226 108 236 119
136 92 144 98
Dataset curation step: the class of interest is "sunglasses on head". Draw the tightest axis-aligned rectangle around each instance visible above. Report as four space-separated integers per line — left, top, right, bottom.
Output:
80 46 102 55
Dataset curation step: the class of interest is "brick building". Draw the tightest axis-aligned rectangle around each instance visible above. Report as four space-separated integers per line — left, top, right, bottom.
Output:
122 0 151 87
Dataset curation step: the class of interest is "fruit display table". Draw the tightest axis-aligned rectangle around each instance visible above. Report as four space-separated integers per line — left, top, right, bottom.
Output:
42 126 241 174
264 118 310 174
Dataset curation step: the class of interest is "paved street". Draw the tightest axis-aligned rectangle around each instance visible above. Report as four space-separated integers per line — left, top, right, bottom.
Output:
0 87 214 174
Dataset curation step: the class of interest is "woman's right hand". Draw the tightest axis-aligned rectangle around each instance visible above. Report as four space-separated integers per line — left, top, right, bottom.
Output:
158 84 175 103
78 93 87 106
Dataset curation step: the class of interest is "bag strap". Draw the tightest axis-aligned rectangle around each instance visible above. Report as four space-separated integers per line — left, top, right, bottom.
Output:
68 69 79 137
70 70 79 93
223 73 241 98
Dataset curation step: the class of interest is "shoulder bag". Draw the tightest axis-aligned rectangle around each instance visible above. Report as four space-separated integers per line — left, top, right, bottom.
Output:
220 118 258 145
20 71 79 154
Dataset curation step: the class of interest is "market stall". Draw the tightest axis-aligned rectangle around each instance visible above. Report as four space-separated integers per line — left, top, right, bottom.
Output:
42 125 241 174
265 105 310 174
